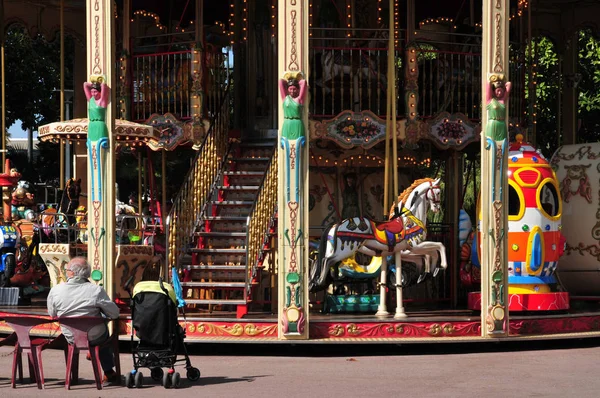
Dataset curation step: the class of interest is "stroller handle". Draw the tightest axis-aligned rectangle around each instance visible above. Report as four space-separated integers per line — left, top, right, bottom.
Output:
124 275 135 296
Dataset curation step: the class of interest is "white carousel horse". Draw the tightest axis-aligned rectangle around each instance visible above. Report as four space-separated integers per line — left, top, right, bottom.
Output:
317 29 388 110
309 178 447 318
401 247 441 284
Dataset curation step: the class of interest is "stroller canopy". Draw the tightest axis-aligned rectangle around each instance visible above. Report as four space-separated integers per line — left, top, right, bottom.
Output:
133 281 177 304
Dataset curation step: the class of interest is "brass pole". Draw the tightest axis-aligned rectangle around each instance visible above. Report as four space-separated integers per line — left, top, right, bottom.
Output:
390 0 398 199
138 153 142 214
383 82 391 215
390 0 405 319
383 0 395 216
1 0 5 167
1 0 5 223
162 149 167 227
60 0 65 189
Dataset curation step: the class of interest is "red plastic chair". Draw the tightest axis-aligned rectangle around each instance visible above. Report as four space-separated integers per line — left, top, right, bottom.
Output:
3 315 65 389
0 331 22 382
57 316 121 390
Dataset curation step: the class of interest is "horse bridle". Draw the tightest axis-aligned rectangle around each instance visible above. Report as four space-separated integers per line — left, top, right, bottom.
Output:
426 183 441 204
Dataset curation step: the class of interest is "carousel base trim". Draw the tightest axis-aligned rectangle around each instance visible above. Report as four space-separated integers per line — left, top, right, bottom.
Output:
467 292 570 311
113 310 600 342
4 309 599 343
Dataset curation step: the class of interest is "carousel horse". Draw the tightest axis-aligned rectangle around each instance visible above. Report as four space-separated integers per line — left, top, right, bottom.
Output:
310 178 447 316
59 178 82 222
9 232 47 295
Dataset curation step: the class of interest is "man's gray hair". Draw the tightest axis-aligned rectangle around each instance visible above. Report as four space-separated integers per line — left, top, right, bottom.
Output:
67 257 91 279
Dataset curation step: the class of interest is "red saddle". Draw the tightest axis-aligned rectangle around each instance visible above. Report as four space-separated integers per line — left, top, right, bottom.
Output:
374 217 404 234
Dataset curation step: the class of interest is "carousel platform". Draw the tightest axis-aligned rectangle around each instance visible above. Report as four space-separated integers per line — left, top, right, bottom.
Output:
4 303 600 344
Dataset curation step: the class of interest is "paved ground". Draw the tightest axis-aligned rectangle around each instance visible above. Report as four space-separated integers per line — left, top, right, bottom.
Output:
1 338 600 397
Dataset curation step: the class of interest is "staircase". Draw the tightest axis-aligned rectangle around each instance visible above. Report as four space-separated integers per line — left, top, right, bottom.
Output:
179 139 277 318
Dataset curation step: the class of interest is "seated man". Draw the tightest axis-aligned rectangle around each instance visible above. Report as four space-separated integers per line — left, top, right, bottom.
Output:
47 257 120 386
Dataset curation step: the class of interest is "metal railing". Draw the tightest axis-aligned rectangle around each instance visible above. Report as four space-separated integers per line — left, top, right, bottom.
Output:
131 50 193 121
416 48 482 120
127 43 230 123
415 47 524 120
309 28 396 118
204 44 231 120
308 27 525 122
166 86 232 270
244 149 278 300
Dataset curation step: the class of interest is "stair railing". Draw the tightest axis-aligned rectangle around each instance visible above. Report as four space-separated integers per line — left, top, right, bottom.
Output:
244 149 278 300
166 86 231 271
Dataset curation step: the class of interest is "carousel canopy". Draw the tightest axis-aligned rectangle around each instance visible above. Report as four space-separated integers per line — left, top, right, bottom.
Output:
38 114 198 151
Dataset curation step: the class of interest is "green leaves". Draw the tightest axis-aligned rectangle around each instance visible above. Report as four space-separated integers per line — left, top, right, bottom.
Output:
577 30 600 143
5 28 75 132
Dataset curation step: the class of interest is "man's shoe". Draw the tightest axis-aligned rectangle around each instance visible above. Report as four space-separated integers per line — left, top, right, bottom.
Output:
102 372 121 387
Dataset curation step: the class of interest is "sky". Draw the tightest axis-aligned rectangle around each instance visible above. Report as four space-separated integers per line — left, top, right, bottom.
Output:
8 121 38 139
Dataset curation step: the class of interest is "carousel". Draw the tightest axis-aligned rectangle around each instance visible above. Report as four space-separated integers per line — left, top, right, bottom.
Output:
1 0 600 344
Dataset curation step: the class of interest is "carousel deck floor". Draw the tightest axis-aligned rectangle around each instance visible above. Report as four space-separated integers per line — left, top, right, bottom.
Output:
3 304 600 344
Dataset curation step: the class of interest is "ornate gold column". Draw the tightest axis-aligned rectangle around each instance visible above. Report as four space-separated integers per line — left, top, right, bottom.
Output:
86 0 116 297
277 0 309 339
480 0 510 337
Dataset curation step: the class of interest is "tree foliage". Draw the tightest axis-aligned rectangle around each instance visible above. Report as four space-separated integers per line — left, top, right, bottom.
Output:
5 28 75 131
524 30 600 157
576 29 600 143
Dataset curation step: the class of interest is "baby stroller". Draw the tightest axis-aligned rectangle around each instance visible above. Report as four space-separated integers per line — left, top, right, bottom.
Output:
125 278 200 389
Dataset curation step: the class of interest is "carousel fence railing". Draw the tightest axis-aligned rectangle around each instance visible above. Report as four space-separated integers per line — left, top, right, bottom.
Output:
308 27 525 123
131 50 193 122
413 47 482 120
244 149 278 301
309 28 400 119
127 43 230 123
166 85 232 273
413 46 524 121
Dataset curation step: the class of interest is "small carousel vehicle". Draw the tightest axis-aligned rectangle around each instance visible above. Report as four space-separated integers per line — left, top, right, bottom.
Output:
461 135 569 311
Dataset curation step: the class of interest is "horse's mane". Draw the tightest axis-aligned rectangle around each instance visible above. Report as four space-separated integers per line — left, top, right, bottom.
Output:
389 178 436 218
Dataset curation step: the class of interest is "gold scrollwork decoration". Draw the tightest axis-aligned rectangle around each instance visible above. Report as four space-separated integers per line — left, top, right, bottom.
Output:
428 324 442 336
329 324 345 337
347 323 360 336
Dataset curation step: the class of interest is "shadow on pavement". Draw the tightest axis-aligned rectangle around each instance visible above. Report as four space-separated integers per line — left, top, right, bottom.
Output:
198 375 271 386
138 336 600 358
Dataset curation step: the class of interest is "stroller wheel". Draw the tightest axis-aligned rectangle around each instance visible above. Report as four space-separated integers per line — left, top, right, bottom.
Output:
134 371 144 388
171 372 181 388
125 372 134 389
151 367 164 381
163 371 172 389
187 367 201 381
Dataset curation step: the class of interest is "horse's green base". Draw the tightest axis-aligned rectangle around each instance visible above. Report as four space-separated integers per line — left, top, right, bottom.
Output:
324 295 380 313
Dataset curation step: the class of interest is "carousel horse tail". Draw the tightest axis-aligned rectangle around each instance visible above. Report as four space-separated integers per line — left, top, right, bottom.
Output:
309 224 335 293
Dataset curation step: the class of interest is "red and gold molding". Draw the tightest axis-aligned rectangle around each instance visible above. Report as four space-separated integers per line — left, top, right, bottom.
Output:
310 321 482 339
3 312 600 342
121 319 278 340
